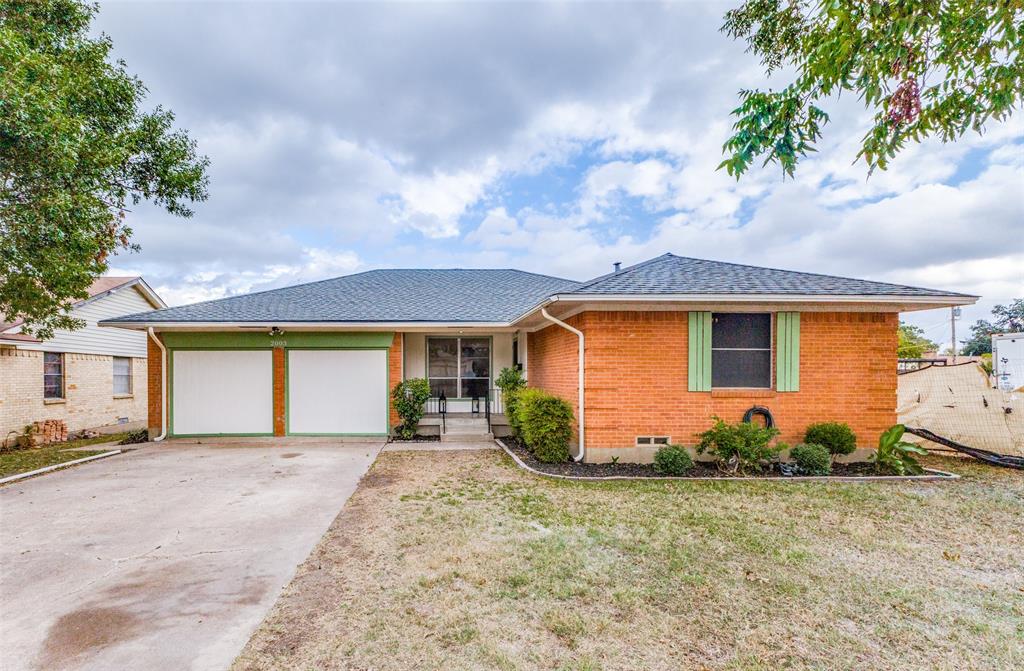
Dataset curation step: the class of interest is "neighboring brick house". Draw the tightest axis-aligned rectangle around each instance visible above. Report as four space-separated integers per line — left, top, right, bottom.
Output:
100 255 975 462
0 277 166 442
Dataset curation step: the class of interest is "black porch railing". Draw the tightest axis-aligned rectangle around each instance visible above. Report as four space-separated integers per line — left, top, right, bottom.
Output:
423 387 503 434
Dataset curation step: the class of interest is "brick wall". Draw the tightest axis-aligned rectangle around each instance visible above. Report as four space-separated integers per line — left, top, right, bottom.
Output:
147 335 163 434
273 348 286 436
529 311 898 461
1 348 148 439
388 333 403 430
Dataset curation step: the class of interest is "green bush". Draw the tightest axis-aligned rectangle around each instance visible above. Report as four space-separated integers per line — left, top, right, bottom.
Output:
696 416 781 474
496 367 527 437
789 443 831 475
391 378 431 439
514 388 574 463
870 424 927 475
652 444 693 476
804 421 857 459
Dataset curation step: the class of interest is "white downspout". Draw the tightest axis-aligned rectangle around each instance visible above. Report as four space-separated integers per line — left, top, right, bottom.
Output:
540 308 585 462
147 327 167 442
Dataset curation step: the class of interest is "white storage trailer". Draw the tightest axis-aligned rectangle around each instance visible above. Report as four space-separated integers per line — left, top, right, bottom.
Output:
992 333 1024 391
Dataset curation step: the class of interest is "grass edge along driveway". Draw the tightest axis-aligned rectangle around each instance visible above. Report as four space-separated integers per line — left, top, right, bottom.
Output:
0 432 128 479
234 449 1024 671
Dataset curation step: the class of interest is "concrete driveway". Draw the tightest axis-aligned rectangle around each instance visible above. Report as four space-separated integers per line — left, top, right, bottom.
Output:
0 439 383 671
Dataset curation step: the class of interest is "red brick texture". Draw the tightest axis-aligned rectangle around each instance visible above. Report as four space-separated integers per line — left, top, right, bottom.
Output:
146 334 163 434
388 333 403 430
273 347 286 436
529 311 897 453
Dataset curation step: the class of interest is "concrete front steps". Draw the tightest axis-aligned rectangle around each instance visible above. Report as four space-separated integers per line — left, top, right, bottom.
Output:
440 416 493 443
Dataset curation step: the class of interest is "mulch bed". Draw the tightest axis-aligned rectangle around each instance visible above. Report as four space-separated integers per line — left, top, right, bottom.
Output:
387 434 441 443
501 438 896 479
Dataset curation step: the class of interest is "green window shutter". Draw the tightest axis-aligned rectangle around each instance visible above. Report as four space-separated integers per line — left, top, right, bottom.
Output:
776 312 800 392
688 311 712 392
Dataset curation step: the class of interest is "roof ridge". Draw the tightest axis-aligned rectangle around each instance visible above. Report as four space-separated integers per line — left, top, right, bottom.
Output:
568 253 675 293
566 253 975 298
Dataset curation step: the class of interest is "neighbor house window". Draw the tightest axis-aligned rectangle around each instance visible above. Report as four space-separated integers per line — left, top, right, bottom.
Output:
711 313 771 388
427 336 490 398
113 357 132 395
43 352 64 399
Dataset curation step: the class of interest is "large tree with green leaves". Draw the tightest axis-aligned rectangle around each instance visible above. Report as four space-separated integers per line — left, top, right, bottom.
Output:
961 298 1024 355
1 0 208 338
897 321 940 358
719 0 1024 178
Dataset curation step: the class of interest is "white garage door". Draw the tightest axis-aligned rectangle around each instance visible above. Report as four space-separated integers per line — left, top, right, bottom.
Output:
288 349 387 434
172 350 273 435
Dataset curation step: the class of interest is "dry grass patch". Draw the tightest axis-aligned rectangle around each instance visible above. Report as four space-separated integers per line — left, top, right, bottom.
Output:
234 451 1024 671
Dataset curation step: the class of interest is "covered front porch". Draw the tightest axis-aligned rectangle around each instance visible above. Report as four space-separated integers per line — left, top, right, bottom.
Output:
401 330 522 415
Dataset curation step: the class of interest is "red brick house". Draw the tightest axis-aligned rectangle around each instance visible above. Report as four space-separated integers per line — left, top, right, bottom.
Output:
100 254 975 462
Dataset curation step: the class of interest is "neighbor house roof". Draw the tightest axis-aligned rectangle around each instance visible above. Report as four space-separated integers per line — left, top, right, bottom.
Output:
102 269 580 325
559 254 977 298
99 254 976 328
1 276 164 342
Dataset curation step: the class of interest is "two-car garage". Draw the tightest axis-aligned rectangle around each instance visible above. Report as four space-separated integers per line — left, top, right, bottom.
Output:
166 332 392 437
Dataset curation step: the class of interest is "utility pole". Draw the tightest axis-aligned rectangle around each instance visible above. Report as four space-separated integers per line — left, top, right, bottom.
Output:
950 307 958 364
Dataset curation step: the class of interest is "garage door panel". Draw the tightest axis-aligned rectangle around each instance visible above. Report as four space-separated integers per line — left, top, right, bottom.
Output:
173 350 273 435
288 350 387 434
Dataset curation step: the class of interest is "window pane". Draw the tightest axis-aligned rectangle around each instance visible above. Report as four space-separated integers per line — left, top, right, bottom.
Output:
114 375 131 395
113 357 130 376
711 349 771 388
44 378 63 399
429 378 457 399
427 338 458 377
463 378 489 399
712 313 771 349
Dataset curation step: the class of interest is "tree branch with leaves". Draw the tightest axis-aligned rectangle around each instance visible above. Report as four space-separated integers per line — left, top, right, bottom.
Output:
720 0 1024 178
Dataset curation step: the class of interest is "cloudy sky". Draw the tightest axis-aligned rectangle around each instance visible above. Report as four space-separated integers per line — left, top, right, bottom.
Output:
97 1 1023 348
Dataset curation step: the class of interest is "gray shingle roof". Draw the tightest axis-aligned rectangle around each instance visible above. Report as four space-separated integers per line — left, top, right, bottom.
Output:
101 254 974 326
103 269 580 324
562 254 976 298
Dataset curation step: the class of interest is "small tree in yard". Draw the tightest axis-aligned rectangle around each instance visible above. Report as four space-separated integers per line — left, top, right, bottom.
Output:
391 378 431 440
495 367 526 436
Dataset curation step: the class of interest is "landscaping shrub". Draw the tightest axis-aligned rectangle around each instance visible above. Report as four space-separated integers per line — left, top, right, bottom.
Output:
870 424 927 475
496 367 527 437
391 378 431 439
804 422 857 461
697 416 781 474
652 444 693 476
514 387 574 463
789 443 831 476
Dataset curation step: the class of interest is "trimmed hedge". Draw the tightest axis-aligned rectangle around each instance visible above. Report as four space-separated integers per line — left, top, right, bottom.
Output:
804 422 857 459
652 444 694 476
789 443 831 475
513 387 574 463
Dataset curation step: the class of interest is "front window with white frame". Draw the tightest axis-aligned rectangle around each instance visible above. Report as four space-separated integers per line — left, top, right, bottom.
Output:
113 356 132 395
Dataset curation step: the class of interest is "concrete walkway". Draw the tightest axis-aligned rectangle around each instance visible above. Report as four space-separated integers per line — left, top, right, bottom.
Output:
0 440 383 671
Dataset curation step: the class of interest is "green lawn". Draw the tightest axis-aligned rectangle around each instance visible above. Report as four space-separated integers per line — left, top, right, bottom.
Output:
235 450 1024 671
0 432 129 479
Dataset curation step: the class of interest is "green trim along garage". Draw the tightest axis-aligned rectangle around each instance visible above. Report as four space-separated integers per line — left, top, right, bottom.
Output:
164 331 392 438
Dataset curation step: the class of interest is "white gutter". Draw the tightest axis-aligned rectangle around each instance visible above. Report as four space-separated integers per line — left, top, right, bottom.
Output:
545 293 979 305
147 328 167 442
540 308 585 462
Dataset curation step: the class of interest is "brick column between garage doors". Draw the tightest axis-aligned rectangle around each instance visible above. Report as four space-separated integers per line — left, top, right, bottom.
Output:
273 347 286 437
